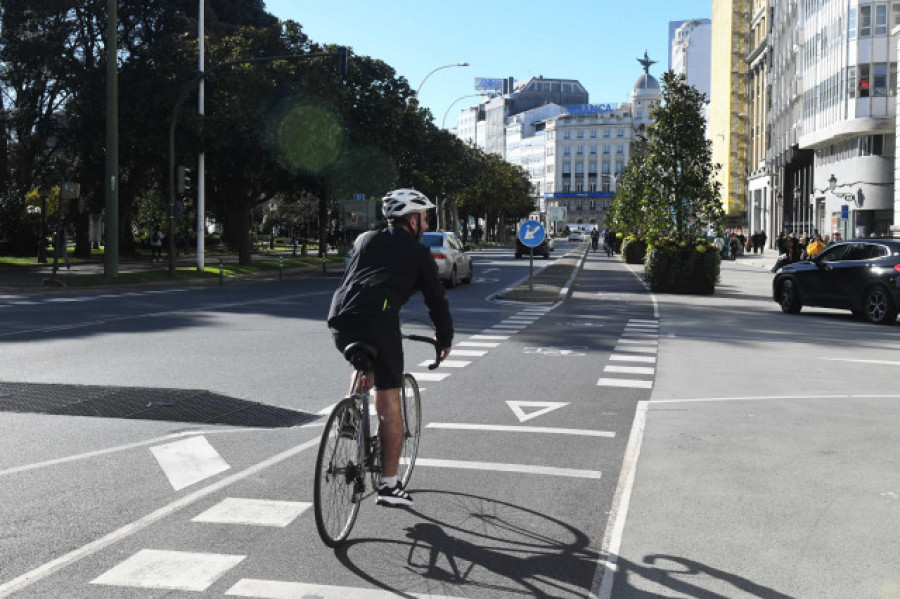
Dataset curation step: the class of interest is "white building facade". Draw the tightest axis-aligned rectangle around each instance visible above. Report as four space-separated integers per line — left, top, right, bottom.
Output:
671 18 712 101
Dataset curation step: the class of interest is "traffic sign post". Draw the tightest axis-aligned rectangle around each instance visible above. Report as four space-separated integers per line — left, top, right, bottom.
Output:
518 220 546 291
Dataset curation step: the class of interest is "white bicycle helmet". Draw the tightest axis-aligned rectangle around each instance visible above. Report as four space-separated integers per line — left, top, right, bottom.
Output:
382 188 435 220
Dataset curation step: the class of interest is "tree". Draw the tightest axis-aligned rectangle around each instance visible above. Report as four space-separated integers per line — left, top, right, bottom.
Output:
641 72 723 243
607 127 650 237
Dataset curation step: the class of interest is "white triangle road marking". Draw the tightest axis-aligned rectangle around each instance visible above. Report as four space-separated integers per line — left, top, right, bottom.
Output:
506 400 569 423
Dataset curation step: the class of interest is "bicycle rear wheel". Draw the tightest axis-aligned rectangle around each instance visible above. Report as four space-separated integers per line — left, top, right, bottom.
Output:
314 398 363 547
398 374 422 488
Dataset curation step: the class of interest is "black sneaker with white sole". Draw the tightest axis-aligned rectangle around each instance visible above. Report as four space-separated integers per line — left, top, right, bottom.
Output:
376 482 413 507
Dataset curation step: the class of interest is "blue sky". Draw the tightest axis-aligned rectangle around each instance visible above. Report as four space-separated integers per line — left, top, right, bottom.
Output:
263 1 711 129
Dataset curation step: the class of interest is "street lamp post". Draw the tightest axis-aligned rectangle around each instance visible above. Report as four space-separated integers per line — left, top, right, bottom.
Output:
442 93 483 129
415 62 469 97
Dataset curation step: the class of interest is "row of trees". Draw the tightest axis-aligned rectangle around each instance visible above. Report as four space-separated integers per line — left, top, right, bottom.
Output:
0 0 535 263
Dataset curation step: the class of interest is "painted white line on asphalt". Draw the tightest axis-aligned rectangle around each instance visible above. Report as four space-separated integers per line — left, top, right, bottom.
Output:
495 323 527 329
456 341 499 348
0 428 270 478
609 354 656 363
409 372 450 382
418 359 470 368
447 349 487 357
192 498 311 527
620 333 657 338
150 436 230 491
597 378 653 389
614 345 658 354
593 401 647 598
471 334 509 340
484 329 519 335
426 423 615 437
226 579 464 599
405 458 602 480
628 318 658 324
91 549 245 591
647 394 900 404
617 338 658 345
0 438 320 598
821 358 900 366
505 316 539 322
604 365 655 375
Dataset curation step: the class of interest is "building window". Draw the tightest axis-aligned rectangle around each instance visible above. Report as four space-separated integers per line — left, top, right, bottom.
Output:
602 180 610 192
589 162 597 173
563 163 571 174
590 145 597 154
860 64 870 97
616 161 624 173
590 130 597 138
563 182 571 192
874 63 888 96
876 3 888 35
564 146 571 155
602 162 610 174
848 66 857 99
616 144 624 154
576 183 584 192
860 5 872 37
603 145 610 154
589 200 596 211
577 130 584 138
577 145 584 154
603 130 611 138
589 182 597 192
564 131 571 139
617 129 625 137
576 163 584 174
546 147 554 156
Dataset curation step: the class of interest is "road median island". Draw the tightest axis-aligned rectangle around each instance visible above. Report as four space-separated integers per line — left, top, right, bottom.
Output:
494 245 587 303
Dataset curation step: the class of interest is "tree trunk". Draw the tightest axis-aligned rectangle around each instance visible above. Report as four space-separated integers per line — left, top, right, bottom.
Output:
318 195 328 258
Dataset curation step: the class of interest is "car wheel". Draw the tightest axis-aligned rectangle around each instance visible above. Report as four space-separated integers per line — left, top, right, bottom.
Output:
462 261 473 284
779 279 802 314
447 266 458 288
863 284 897 324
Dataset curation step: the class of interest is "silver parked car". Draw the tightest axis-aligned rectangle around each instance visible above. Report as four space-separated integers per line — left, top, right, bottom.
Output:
422 231 473 287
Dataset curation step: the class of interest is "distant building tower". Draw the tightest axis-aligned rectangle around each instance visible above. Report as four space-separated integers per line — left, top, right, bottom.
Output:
670 18 712 102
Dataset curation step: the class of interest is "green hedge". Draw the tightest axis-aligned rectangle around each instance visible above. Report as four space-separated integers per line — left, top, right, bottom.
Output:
621 236 647 264
644 237 720 294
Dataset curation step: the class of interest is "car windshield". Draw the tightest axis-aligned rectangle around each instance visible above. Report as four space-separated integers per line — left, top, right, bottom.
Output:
421 234 444 248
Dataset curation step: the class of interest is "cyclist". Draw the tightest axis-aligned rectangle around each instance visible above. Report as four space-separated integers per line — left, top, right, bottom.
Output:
328 188 453 507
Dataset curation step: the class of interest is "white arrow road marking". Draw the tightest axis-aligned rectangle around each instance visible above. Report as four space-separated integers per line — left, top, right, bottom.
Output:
192 498 310 527
150 436 230 491
91 549 244 591
506 400 569 422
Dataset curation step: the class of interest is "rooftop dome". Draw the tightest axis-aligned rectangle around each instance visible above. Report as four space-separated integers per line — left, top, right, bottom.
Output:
633 72 660 91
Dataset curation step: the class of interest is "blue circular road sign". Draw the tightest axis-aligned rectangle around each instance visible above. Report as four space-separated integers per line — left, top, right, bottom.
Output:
518 220 546 248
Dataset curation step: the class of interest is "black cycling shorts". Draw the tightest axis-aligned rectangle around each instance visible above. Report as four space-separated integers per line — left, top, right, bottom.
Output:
331 322 404 390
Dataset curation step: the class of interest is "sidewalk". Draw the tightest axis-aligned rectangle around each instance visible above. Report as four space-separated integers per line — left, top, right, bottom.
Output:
0 250 341 293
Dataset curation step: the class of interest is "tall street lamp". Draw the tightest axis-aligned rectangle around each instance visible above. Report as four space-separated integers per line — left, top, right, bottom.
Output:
442 93 483 129
416 62 469 97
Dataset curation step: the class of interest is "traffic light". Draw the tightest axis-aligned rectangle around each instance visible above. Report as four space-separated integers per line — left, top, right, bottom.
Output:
335 46 348 80
176 165 192 195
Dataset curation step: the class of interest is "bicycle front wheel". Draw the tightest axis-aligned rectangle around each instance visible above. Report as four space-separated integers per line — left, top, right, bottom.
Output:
314 398 362 547
398 374 422 488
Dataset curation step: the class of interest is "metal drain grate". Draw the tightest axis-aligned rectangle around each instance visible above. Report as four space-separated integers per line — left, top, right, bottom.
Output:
0 382 318 428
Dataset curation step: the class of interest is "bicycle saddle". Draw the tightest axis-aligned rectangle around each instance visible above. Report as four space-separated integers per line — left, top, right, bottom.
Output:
342 342 377 372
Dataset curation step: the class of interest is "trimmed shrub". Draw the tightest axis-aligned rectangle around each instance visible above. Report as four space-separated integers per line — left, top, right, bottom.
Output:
644 237 720 294
621 236 647 264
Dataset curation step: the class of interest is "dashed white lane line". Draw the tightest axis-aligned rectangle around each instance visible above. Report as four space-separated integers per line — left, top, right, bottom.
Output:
604 365 655 375
91 549 244 592
613 345 657 354
456 341 499 348
426 423 615 437
418 359 470 368
471 334 509 340
226 579 464 599
409 372 450 382
596 378 653 389
609 354 656 363
192 498 310 527
617 338 658 345
404 458 603 480
448 349 488 357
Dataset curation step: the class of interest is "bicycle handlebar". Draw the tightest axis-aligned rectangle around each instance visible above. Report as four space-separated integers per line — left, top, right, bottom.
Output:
403 334 443 370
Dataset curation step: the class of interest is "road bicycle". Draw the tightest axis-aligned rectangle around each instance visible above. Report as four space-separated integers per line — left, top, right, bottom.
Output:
314 333 441 547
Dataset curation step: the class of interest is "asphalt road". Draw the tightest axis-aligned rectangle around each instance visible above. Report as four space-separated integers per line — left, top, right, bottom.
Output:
1 242 898 598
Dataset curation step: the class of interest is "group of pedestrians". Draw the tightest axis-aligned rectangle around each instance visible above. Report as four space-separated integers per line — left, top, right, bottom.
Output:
770 230 842 271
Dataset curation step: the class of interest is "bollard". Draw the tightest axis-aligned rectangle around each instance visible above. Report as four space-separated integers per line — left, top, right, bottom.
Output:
321 255 327 274
279 256 284 281
219 258 224 285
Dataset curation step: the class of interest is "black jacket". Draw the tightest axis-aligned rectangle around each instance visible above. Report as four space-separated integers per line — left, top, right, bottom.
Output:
328 227 454 348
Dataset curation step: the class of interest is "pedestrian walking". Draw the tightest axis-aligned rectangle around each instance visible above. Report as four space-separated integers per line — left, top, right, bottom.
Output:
590 228 599 252
150 227 163 262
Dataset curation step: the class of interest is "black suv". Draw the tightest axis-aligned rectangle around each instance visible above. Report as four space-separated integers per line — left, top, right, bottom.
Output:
515 236 550 259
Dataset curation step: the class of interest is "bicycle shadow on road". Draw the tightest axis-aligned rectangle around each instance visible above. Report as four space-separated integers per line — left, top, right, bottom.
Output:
333 489 599 597
607 553 794 598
